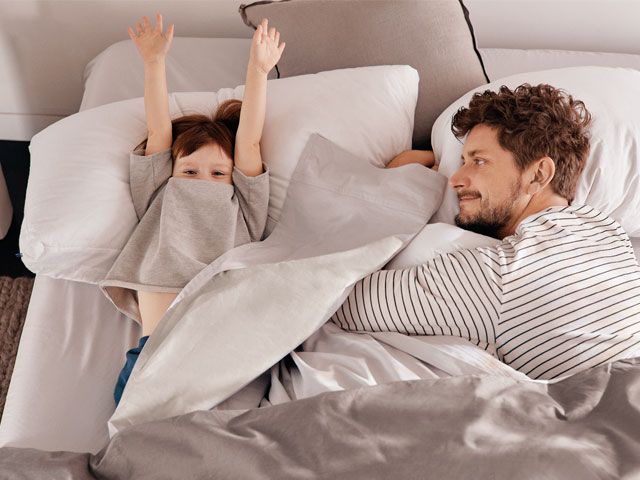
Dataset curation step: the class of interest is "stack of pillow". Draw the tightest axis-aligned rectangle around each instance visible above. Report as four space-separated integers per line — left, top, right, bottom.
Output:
20 0 640 287
20 65 422 283
20 0 492 284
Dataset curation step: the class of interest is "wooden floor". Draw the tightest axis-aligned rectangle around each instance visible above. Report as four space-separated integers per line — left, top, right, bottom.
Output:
0 140 35 278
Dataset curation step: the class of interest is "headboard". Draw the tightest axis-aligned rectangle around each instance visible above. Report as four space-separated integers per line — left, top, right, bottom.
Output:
2 0 640 141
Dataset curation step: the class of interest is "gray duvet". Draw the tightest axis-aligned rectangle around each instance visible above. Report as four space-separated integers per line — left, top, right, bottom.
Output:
1 356 639 479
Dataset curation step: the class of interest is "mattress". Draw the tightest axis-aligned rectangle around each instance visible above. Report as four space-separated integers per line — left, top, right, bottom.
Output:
0 276 137 452
2 37 640 455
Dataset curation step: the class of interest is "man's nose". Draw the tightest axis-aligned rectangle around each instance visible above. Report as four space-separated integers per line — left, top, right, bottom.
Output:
448 166 469 190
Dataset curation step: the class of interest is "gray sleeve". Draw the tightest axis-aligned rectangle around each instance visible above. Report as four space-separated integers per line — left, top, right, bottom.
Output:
232 165 270 241
129 147 173 221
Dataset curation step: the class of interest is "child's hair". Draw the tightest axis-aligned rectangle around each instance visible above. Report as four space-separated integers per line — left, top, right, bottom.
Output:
135 99 242 162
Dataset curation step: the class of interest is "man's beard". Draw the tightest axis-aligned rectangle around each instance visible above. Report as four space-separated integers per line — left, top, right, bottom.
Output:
454 179 522 239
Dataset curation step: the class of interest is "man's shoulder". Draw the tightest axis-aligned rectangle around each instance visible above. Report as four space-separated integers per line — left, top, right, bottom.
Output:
515 204 620 236
494 203 631 265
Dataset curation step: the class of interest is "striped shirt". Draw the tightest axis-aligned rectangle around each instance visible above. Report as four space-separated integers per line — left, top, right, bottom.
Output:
330 204 640 380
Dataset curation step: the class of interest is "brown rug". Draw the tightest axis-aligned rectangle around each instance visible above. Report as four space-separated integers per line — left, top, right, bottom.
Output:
0 276 35 419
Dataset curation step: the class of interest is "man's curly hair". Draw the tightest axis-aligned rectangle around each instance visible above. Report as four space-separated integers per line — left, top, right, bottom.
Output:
451 84 592 203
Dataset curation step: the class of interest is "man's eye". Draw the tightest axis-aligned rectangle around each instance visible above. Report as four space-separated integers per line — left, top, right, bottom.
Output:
474 158 486 165
184 170 196 175
213 171 224 176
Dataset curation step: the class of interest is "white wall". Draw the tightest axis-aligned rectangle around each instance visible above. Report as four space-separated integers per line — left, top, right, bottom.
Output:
2 0 640 141
0 0 250 141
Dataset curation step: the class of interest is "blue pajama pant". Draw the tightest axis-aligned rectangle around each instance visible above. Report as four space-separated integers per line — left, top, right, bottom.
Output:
113 335 149 407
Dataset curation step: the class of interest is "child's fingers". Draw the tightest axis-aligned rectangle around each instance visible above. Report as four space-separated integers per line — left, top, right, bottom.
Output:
142 15 151 31
127 26 136 40
156 13 163 32
166 24 174 42
275 31 280 44
268 27 276 39
278 41 286 54
136 22 143 35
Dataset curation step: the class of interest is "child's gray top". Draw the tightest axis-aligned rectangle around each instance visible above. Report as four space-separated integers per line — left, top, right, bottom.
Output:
99 147 270 325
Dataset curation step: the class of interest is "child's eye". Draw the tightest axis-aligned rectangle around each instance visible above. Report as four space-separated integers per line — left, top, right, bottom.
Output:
184 170 197 175
213 171 224 176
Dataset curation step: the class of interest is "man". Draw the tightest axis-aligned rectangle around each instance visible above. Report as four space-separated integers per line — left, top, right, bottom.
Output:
331 83 640 380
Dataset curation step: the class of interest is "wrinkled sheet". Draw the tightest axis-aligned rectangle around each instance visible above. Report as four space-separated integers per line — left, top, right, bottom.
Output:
108 132 448 435
259 322 530 408
1 356 639 479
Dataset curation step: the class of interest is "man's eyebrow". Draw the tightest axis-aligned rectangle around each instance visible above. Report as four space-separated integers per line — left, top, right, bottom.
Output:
461 149 490 159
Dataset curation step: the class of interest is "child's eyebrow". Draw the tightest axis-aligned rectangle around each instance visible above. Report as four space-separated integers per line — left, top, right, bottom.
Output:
179 161 230 169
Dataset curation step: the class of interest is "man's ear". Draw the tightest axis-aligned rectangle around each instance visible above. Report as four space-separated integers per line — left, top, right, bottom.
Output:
526 156 555 195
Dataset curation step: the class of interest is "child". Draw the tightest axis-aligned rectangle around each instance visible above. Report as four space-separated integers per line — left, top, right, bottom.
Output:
99 13 285 406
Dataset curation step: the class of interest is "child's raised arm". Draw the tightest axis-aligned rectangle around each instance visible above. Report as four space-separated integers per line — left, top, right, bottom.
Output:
235 18 285 177
128 13 174 156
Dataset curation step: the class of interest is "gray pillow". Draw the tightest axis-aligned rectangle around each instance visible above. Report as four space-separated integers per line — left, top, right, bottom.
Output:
239 0 489 150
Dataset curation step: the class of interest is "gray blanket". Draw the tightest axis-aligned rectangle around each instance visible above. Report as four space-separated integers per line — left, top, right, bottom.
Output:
2 356 639 479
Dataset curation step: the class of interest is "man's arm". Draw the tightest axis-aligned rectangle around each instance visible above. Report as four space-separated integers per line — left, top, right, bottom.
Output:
330 247 503 350
386 150 436 169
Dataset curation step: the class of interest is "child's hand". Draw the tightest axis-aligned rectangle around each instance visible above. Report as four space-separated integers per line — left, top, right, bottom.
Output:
249 18 286 75
128 13 174 64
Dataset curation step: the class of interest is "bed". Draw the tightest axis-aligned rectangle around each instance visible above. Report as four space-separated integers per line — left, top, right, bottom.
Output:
2 35 640 475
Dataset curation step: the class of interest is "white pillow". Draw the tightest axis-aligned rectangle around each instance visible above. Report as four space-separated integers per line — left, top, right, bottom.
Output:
20 65 419 284
430 66 640 237
385 223 499 270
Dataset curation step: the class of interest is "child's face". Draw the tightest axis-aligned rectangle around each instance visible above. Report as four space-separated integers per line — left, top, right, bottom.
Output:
172 143 234 185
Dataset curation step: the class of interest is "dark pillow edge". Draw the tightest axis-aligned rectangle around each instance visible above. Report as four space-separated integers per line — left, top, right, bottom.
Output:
458 0 490 83
239 0 293 29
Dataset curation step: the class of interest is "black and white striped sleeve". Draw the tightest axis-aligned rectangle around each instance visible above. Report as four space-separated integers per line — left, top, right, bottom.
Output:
330 247 503 349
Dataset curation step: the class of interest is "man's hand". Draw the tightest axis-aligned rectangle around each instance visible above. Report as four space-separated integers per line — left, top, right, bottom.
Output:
386 150 436 170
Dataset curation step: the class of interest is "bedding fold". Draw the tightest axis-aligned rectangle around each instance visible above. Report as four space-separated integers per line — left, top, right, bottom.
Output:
2 357 640 479
108 132 448 436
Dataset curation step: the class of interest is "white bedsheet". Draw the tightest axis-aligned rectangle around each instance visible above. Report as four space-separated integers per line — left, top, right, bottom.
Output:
2 38 640 454
0 275 139 453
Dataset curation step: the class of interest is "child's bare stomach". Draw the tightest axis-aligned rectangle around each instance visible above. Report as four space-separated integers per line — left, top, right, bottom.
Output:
137 290 179 336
